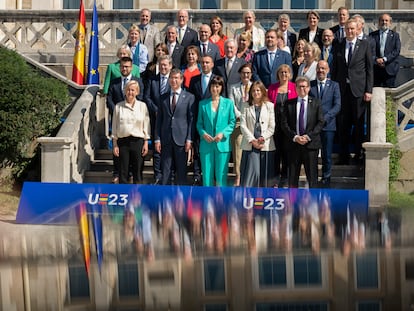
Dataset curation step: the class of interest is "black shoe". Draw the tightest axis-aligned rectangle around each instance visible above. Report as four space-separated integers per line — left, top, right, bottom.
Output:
192 178 201 186
320 177 331 188
153 178 160 185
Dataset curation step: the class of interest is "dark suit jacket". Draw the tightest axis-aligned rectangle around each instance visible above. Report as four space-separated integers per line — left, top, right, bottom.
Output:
213 57 247 97
299 26 325 50
156 89 194 147
331 38 374 103
252 49 292 88
107 76 143 115
281 96 324 150
180 27 199 49
197 41 221 63
369 29 401 76
331 24 345 44
170 43 185 69
309 79 341 131
144 73 171 115
286 31 297 54
188 73 216 128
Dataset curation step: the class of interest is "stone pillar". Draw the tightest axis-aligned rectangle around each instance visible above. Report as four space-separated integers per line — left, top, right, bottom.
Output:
363 142 393 207
37 137 72 183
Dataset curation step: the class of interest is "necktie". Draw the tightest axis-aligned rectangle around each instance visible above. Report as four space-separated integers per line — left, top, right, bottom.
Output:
202 43 207 55
202 74 209 94
340 27 344 39
160 76 167 94
243 83 249 101
178 28 183 44
324 48 329 61
141 27 147 43
169 44 174 56
299 98 305 135
319 81 324 99
269 52 275 68
171 92 177 112
347 42 353 64
226 58 233 76
380 31 386 57
122 77 128 92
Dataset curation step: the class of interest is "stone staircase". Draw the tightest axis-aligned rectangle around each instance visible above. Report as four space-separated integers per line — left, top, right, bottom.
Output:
84 148 364 189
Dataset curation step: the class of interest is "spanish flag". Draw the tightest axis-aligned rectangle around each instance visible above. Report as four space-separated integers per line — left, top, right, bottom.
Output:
72 0 86 84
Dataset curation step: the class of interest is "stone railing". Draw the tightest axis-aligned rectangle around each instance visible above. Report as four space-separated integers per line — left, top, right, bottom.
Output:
37 85 105 183
1 9 414 63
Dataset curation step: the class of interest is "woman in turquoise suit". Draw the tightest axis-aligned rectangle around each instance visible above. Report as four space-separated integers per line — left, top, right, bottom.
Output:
197 76 236 186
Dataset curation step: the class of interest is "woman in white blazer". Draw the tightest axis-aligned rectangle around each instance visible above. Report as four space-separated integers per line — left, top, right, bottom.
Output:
234 10 265 52
240 81 275 187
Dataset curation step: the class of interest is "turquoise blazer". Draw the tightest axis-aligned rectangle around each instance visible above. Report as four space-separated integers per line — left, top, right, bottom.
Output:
197 96 236 153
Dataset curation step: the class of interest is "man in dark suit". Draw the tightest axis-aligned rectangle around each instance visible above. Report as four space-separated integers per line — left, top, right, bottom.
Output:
155 68 194 185
188 55 217 185
310 60 341 187
213 38 246 97
197 24 221 63
107 57 143 184
369 13 401 87
330 7 349 44
277 13 297 54
166 25 185 69
176 9 198 49
321 29 336 75
143 55 173 184
252 29 292 88
331 18 373 165
281 76 325 188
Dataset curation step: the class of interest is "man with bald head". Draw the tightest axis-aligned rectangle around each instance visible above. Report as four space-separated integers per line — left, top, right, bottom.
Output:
197 24 221 63
321 29 335 73
176 9 198 49
310 60 341 187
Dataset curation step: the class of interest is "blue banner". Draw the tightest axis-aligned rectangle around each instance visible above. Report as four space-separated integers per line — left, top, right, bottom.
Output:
17 182 370 257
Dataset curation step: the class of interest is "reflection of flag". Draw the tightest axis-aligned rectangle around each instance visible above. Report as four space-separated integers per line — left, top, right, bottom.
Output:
72 0 86 84
77 202 90 275
87 0 100 84
91 203 103 273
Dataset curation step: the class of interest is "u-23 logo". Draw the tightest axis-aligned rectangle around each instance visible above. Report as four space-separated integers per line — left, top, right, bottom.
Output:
88 193 129 206
243 197 285 210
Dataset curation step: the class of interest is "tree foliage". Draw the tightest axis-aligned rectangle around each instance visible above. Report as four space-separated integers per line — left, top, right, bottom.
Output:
0 47 70 178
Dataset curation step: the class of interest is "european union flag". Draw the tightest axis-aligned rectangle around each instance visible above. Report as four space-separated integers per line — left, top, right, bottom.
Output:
87 0 99 84
90 203 103 274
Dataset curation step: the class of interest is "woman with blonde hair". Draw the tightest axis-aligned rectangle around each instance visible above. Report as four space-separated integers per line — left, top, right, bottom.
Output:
236 31 255 63
297 42 320 82
240 81 275 187
209 16 228 57
234 10 265 52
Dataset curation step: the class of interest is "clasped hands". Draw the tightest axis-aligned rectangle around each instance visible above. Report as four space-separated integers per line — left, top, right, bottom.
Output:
294 135 310 145
203 132 224 143
251 136 265 149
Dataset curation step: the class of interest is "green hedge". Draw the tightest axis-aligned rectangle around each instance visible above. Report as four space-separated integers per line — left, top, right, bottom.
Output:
386 95 401 182
0 47 70 179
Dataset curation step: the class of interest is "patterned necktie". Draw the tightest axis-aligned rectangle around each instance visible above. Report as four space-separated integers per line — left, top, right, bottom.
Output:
178 28 183 44
203 43 207 55
324 48 329 61
226 58 233 76
160 76 167 94
299 98 305 135
380 31 387 57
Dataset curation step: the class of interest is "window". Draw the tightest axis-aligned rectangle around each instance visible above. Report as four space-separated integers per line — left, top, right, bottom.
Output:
354 0 375 9
205 304 227 311
200 0 220 9
256 302 328 311
113 0 133 9
356 253 379 289
357 301 381 311
290 0 318 9
63 0 80 9
294 255 322 286
256 0 282 9
258 256 287 288
68 262 90 300
204 259 226 293
118 262 139 297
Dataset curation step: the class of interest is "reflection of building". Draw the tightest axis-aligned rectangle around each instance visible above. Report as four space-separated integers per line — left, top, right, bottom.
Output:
0 208 412 311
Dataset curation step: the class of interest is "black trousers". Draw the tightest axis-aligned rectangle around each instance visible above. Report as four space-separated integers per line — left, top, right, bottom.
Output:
118 136 145 184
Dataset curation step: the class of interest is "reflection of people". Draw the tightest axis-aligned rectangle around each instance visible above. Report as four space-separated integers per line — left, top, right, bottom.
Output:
197 76 236 186
112 80 150 184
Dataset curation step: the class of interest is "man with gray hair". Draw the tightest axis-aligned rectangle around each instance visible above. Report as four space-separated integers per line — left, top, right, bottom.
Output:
138 8 161 61
277 13 297 53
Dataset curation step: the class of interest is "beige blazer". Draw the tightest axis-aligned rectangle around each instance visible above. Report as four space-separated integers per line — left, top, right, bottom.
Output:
240 101 275 151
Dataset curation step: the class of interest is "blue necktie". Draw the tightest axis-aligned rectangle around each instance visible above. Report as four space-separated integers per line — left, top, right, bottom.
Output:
347 42 353 64
299 98 305 135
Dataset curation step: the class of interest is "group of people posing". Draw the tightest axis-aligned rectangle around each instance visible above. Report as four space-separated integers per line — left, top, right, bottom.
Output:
105 7 401 189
